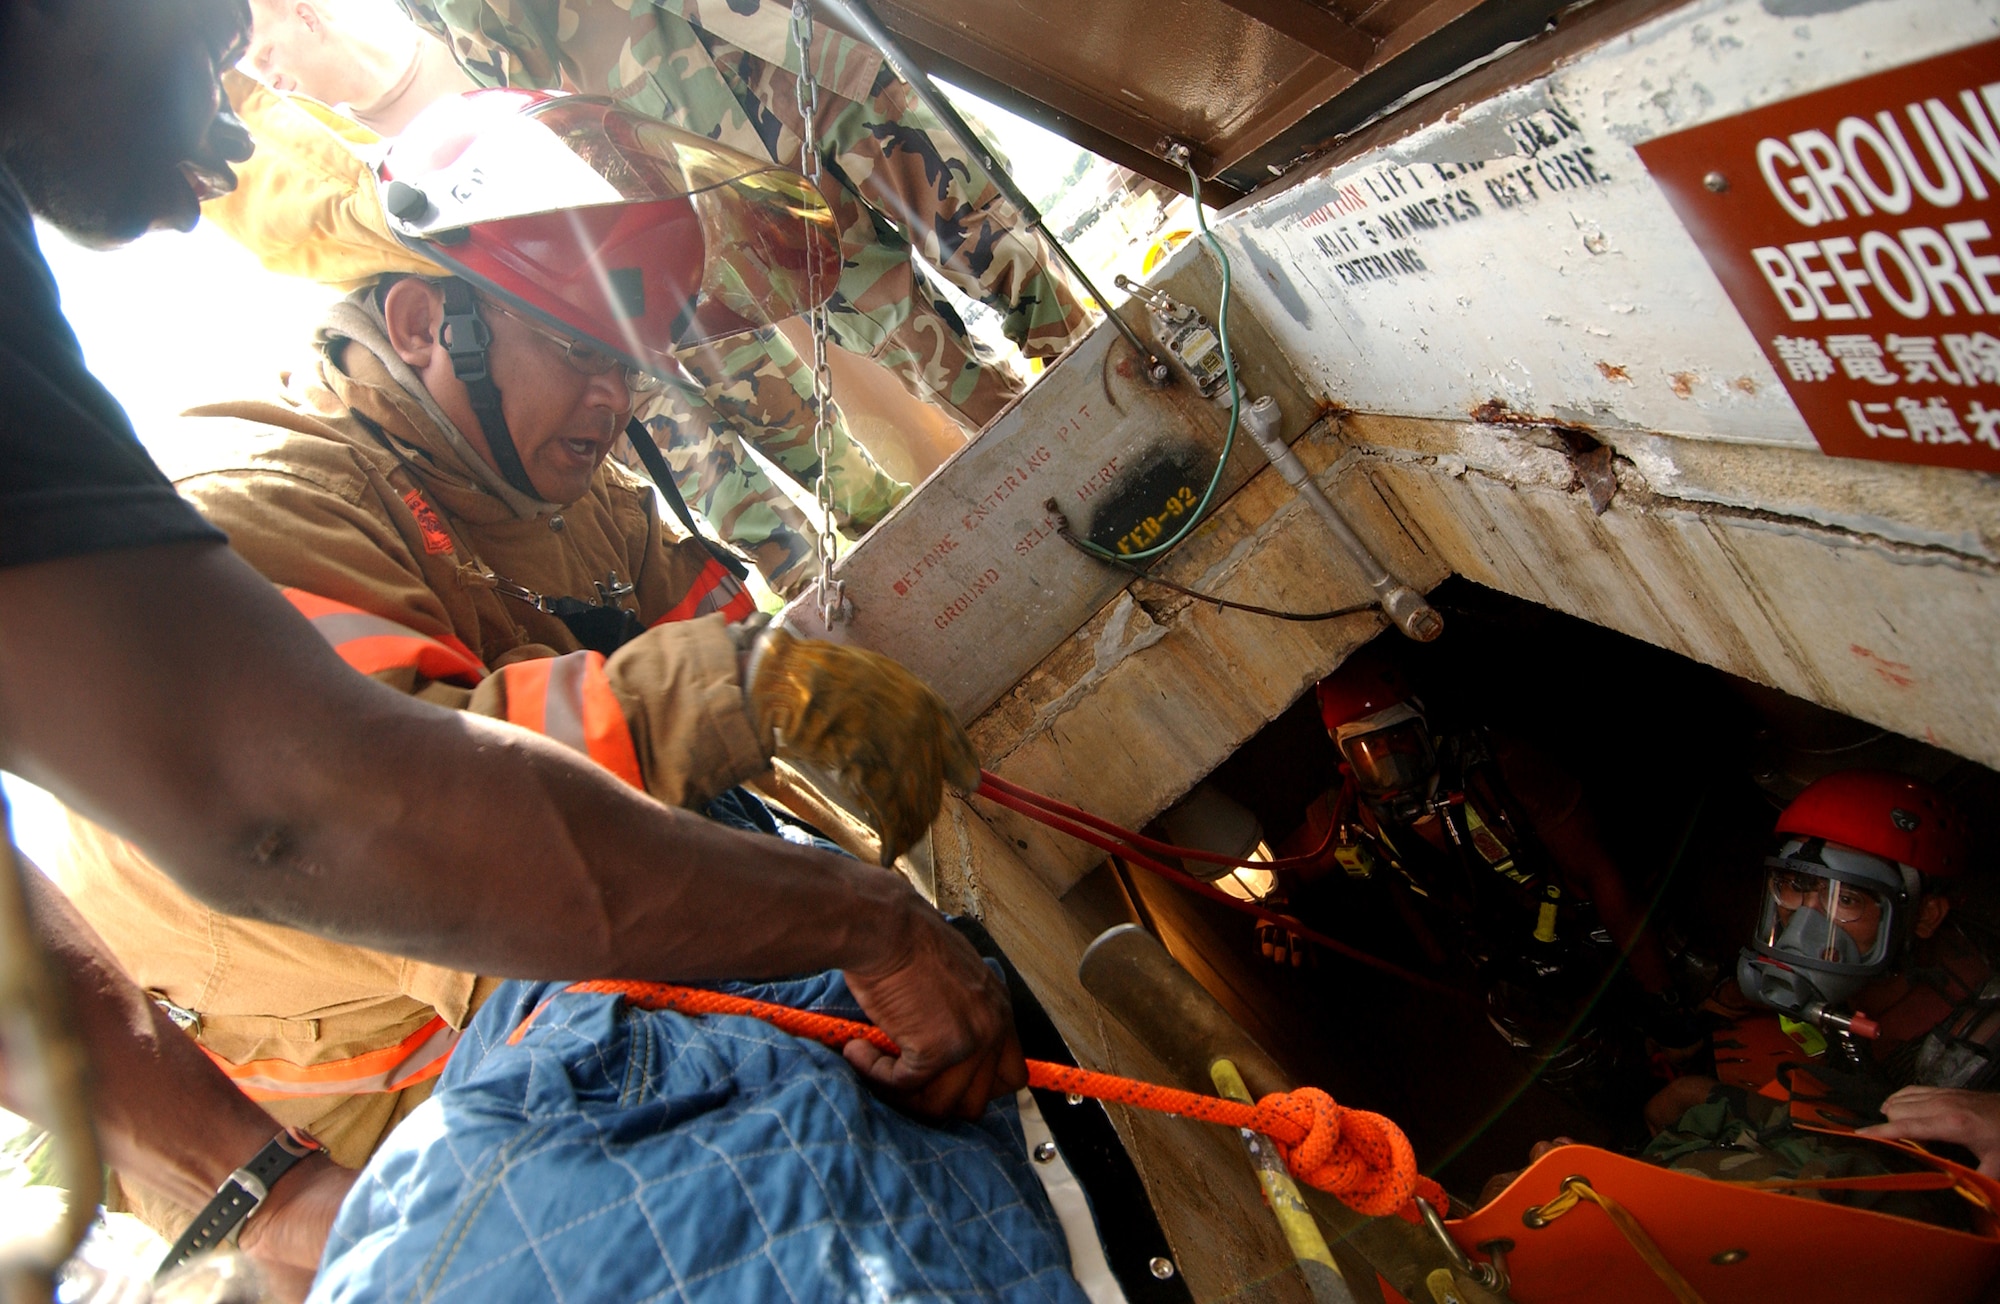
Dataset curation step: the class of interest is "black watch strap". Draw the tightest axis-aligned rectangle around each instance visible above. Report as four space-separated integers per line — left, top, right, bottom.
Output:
156 1128 322 1279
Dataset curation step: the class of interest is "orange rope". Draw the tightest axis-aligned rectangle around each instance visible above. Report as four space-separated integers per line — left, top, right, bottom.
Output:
549 979 1446 1221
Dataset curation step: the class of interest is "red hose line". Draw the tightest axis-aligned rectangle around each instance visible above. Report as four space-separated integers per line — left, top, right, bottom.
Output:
977 769 1339 872
973 781 1461 999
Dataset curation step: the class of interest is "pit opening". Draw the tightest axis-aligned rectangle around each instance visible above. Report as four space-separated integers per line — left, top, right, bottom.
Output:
1058 576 2000 1201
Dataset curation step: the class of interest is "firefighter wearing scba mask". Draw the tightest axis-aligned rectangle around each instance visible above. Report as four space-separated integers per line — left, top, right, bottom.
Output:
1304 648 1692 1071
1469 768 2000 1301
1740 770 1969 1030
1607 768 2000 1247
1653 769 1991 1128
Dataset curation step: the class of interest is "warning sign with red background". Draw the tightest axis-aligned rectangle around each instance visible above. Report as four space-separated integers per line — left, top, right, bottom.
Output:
1636 39 2000 473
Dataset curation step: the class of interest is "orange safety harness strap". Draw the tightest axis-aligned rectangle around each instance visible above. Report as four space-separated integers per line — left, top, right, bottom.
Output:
204 1015 460 1102
495 651 645 790
514 978 1448 1221
1737 1170 1963 1193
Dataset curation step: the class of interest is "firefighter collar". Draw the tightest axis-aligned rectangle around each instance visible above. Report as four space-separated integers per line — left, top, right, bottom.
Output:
320 295 565 522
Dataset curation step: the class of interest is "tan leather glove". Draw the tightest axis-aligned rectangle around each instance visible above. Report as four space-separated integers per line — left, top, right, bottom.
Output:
747 628 979 867
201 71 448 291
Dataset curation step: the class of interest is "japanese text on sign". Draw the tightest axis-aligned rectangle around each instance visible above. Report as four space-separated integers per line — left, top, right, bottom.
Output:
1635 39 2000 472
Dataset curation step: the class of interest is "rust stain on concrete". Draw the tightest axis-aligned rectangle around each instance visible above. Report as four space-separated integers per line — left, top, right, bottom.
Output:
1850 643 1915 689
1470 397 1550 427
1596 361 1633 384
1669 371 1698 399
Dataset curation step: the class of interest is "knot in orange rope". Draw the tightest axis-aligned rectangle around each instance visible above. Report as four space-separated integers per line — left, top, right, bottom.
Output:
1251 1087 1446 1219
548 981 1445 1219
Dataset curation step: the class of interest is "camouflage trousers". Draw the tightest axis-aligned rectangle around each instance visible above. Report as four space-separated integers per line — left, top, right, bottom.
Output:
646 59 1095 595
714 46 1093 427
616 331 906 599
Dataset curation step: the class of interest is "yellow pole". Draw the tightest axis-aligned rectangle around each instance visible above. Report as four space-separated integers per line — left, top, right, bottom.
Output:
1210 1057 1356 1304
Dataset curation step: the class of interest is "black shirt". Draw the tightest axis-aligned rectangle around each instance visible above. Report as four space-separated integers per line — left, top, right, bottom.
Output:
0 169 223 567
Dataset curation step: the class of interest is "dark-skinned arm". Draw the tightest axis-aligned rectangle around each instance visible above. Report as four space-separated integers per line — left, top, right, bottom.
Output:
12 867 354 1296
0 543 1020 1119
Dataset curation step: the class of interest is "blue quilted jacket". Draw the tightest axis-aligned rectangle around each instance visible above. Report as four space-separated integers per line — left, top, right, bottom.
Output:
308 971 1087 1303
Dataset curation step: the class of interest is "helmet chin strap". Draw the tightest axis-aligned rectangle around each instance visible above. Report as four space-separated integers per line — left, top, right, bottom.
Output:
437 280 540 499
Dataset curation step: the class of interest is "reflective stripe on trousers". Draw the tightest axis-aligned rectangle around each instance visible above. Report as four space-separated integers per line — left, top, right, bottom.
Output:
205 1015 460 1101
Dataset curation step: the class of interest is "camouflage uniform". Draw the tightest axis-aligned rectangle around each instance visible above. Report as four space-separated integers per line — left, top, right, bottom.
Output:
637 330 914 594
634 332 903 597
402 0 1094 588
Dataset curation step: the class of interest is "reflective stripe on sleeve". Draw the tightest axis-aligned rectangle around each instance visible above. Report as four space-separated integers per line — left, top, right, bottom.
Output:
282 589 487 687
203 1015 460 1101
652 557 757 626
497 651 645 790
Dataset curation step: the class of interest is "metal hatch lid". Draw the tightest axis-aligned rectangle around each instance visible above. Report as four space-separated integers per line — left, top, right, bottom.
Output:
816 0 1590 201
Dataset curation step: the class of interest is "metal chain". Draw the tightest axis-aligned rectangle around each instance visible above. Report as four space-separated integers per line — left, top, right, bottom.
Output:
791 0 845 626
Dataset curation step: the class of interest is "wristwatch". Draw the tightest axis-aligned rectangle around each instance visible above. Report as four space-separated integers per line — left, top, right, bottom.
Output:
156 1128 322 1279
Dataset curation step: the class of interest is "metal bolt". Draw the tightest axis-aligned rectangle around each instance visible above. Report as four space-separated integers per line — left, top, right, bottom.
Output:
1033 1141 1058 1164
1065 1093 1084 1106
549 515 566 532
1149 1257 1177 1280
1703 171 1729 193
1711 1249 1748 1266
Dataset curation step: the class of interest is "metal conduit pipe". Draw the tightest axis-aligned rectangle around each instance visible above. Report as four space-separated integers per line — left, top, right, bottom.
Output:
1242 396 1442 642
816 0 1438 641
812 0 1170 386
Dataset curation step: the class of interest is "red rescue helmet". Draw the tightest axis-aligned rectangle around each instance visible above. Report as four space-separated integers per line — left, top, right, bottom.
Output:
1774 769 1969 882
1738 770 1968 1018
1314 647 1416 734
1316 649 1436 807
378 89 838 373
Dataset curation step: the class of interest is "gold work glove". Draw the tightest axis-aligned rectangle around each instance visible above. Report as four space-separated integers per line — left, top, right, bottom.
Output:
747 628 979 867
202 71 448 291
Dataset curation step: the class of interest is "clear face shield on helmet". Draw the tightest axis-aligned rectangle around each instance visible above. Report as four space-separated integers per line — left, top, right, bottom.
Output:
1335 703 1438 814
1737 838 1911 1017
381 92 840 369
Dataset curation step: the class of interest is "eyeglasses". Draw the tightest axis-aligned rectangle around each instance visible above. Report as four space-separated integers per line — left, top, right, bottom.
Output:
481 297 662 394
1769 869 1883 929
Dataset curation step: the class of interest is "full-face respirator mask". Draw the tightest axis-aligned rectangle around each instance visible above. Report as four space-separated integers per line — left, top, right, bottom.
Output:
1335 703 1439 824
1737 836 1916 1018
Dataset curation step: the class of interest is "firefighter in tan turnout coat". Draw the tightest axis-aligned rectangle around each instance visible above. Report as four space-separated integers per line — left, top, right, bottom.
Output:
61 272 972 1233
